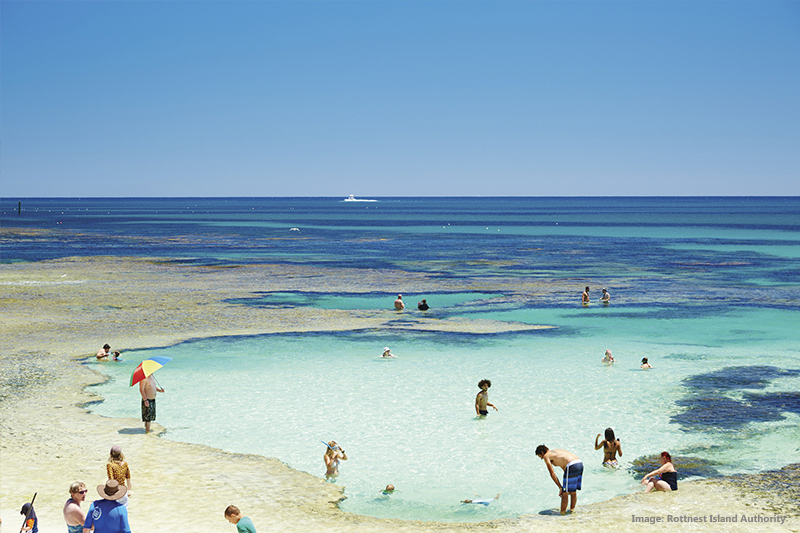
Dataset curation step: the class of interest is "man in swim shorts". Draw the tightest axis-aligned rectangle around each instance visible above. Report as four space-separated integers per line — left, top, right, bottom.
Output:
582 286 590 305
139 373 164 433
536 445 583 515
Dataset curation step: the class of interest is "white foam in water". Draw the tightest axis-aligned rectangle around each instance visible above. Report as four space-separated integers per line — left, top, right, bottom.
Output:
89 306 800 522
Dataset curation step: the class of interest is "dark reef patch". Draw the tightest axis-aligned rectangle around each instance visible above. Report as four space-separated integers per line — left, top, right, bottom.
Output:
630 454 722 479
681 366 800 393
671 396 785 430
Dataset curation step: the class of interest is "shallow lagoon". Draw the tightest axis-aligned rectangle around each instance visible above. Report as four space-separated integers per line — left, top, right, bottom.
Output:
89 303 800 522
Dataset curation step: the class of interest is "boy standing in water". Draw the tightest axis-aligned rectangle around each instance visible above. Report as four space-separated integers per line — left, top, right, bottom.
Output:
475 379 498 416
535 445 583 515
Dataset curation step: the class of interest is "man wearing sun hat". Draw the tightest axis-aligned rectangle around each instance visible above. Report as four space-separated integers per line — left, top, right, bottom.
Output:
83 480 131 533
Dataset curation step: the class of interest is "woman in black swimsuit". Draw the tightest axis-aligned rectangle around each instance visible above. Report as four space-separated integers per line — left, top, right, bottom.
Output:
641 451 678 492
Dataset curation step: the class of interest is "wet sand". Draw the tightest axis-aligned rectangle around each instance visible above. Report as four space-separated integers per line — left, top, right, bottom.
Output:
1 257 798 532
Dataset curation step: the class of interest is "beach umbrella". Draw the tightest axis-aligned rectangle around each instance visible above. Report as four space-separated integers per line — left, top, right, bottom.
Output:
129 356 172 386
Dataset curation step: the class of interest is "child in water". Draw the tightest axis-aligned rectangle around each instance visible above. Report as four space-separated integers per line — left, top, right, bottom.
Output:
475 379 498 416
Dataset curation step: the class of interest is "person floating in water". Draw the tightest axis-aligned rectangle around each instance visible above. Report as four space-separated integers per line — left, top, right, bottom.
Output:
381 484 396 495
323 441 348 479
461 493 500 506
594 428 622 466
394 294 405 310
417 299 429 311
582 286 590 305
602 349 615 364
536 445 583 515
475 379 497 416
641 451 678 492
600 288 610 304
382 347 397 358
641 357 652 369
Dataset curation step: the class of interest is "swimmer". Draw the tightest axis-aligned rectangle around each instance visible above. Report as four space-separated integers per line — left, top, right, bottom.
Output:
324 441 347 479
381 484 396 495
475 379 497 416
600 288 610 304
96 343 112 360
461 493 500 506
641 357 652 369
594 428 622 466
582 286 590 305
417 299 429 311
394 294 405 310
602 349 615 364
382 347 397 358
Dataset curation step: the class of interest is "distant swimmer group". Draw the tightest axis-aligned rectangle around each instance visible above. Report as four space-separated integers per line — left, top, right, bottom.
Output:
96 343 122 361
581 286 611 305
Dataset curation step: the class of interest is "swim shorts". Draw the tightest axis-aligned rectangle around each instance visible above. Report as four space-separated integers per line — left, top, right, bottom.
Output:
68 524 83 533
479 410 488 416
562 460 583 492
141 398 156 422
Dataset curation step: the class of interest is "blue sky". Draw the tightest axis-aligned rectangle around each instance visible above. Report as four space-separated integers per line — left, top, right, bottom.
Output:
2 1 799 197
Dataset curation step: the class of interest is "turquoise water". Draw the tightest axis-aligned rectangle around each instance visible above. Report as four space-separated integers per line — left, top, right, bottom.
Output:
88 304 800 521
5 197 799 521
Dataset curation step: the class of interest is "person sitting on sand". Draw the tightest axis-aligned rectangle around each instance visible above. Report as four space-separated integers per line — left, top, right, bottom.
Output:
602 349 614 364
461 493 500 506
475 379 497 416
324 441 348 479
601 288 610 304
63 482 88 533
594 428 622 466
641 357 652 369
224 505 257 533
535 445 583 515
106 446 132 507
641 451 678 492
417 299 429 311
382 347 397 358
394 294 405 310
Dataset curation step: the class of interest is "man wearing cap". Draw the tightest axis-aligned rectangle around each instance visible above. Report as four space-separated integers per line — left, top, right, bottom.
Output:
83 480 131 533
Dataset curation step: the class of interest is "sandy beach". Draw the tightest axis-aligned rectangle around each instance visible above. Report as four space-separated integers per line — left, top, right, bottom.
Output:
1 256 798 532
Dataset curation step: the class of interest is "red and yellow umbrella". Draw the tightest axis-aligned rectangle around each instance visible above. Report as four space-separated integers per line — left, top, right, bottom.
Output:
129 356 172 386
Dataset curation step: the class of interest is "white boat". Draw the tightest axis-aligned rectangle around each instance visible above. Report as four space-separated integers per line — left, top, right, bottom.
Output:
343 194 377 202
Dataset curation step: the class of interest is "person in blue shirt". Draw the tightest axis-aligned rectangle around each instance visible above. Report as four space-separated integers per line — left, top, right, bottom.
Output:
225 505 257 533
83 480 131 533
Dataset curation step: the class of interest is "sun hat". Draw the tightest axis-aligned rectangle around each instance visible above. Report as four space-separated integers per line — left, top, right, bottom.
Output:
383 347 390 353
110 445 122 455
97 479 127 500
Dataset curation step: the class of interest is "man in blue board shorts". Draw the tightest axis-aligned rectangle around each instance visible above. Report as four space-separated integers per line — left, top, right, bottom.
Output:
536 445 583 515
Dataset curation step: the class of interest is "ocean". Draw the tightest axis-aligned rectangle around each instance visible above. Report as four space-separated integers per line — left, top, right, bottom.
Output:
2 196 799 522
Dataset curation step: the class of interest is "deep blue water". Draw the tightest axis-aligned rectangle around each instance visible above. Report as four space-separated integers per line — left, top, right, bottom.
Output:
3 197 800 288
